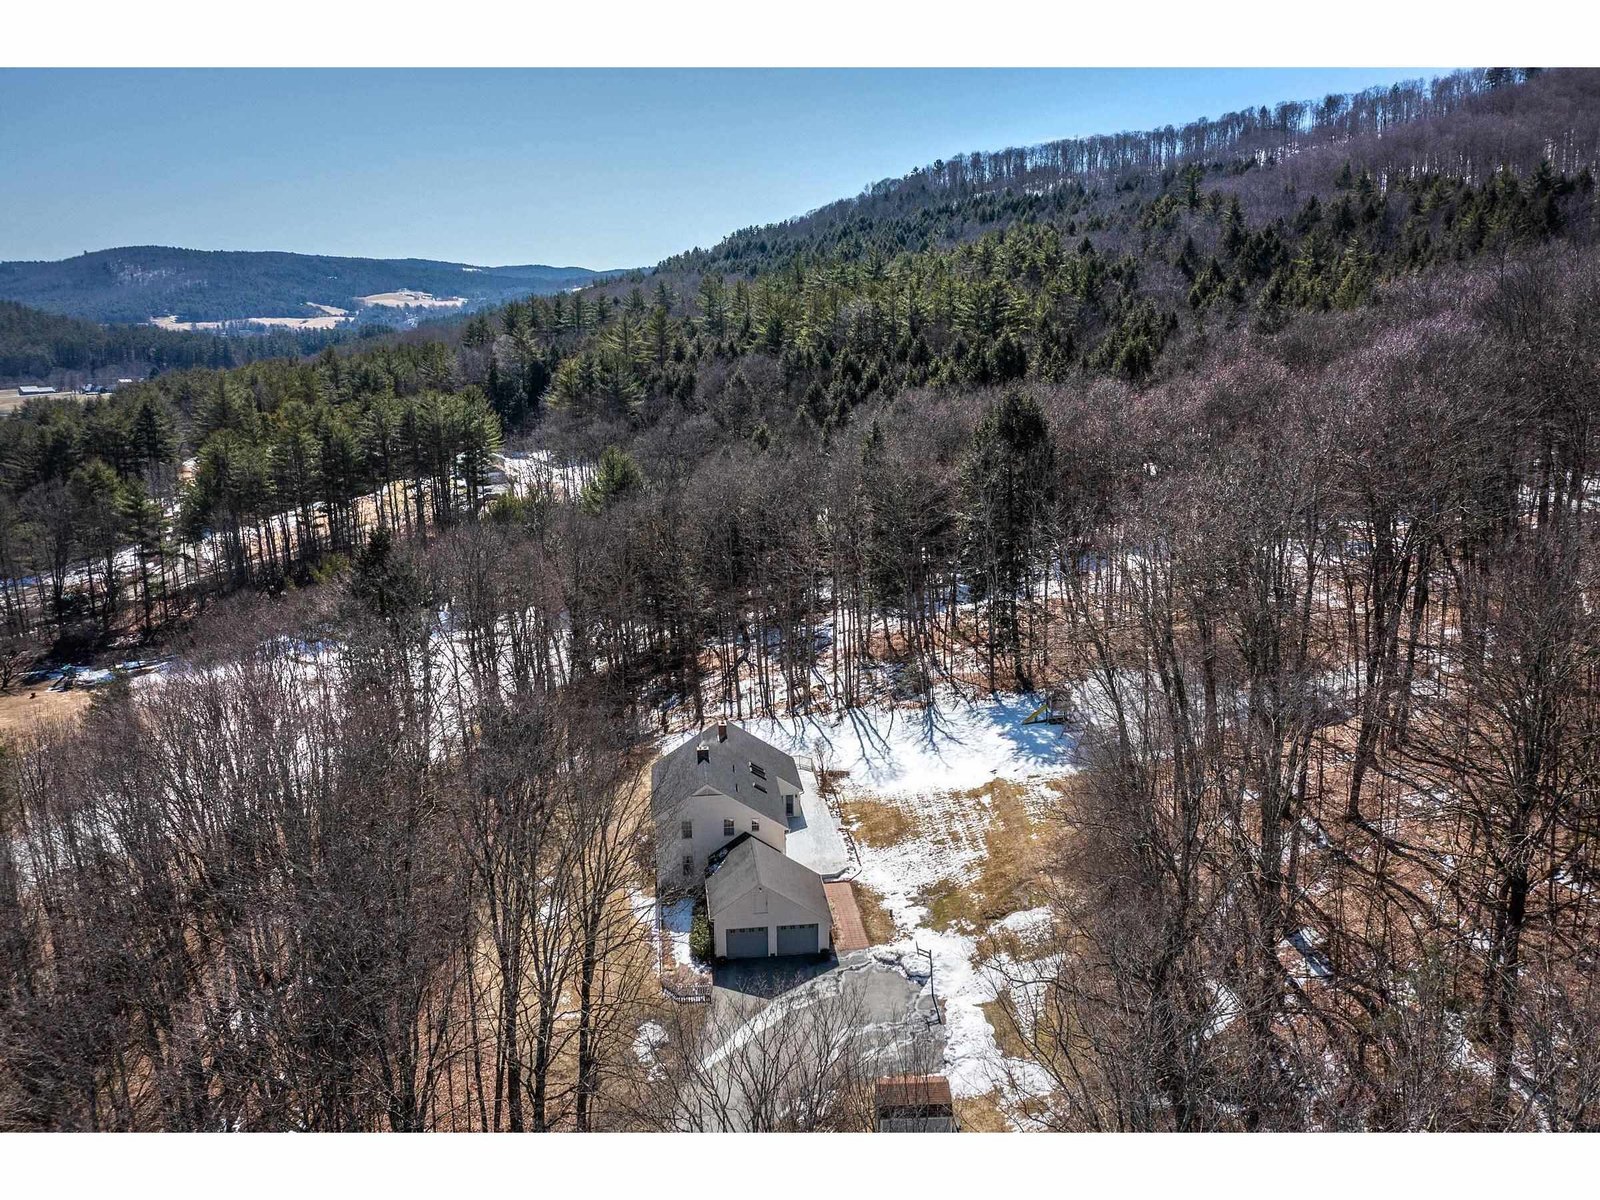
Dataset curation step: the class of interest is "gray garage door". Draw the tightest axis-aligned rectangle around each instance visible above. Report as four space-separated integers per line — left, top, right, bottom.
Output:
725 927 769 958
776 923 819 956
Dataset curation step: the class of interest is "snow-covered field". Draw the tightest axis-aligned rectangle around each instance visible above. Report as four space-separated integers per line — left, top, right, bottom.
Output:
150 307 351 332
356 290 467 309
698 690 1071 801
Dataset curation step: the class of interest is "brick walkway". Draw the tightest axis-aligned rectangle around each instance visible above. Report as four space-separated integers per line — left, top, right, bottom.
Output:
825 881 870 952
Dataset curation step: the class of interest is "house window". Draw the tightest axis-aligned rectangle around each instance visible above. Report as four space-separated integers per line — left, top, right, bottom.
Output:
682 855 693 875
750 762 767 780
723 818 735 837
751 819 760 833
680 819 692 839
786 795 795 817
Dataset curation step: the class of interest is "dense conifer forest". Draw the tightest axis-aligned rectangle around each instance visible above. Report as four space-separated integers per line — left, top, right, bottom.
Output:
4 66 1600 1132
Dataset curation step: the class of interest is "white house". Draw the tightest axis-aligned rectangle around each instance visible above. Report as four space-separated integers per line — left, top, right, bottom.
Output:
705 836 833 959
651 720 832 959
651 720 803 888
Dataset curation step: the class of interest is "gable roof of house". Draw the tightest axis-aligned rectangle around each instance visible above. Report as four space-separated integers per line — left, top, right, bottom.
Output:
706 835 828 919
651 722 802 826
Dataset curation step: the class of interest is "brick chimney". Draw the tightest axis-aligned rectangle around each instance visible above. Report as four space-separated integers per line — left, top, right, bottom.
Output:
717 721 728 743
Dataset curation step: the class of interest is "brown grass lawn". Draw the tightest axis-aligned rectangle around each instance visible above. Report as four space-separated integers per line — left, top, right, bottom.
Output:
852 883 900 945
953 1089 1011 1131
918 778 1058 931
0 686 92 739
839 795 915 847
981 998 1033 1060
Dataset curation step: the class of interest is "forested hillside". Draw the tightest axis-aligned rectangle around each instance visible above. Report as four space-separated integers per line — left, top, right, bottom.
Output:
0 246 620 324
4 67 1600 1133
663 66 1590 276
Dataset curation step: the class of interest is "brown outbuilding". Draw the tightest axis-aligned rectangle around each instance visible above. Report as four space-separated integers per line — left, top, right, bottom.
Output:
874 1074 957 1132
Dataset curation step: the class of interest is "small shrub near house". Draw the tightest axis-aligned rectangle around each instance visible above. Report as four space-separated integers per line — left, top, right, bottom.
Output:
690 899 713 963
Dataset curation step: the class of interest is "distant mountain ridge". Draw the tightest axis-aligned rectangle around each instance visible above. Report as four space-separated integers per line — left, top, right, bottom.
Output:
0 246 625 325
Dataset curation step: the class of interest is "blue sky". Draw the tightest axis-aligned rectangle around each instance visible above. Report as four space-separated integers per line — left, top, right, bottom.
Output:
0 68 1439 269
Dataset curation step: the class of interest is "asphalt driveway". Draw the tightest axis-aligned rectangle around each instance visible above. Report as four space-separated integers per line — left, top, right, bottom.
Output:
710 948 937 1031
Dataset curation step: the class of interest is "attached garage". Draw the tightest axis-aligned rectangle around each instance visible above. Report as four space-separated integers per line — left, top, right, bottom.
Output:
706 836 833 960
725 927 770 958
776 923 819 956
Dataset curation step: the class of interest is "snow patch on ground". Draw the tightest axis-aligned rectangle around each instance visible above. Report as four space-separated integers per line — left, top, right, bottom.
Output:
633 1020 667 1077
732 689 1074 799
497 449 592 500
878 923 1058 1105
661 897 697 969
1207 982 1244 1039
994 906 1054 939
627 887 655 928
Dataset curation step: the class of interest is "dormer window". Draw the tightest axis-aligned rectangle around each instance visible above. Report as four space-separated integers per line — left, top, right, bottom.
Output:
696 744 709 764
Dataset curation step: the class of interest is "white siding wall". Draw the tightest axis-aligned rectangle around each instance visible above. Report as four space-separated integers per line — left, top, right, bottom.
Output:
657 787 786 889
712 884 833 957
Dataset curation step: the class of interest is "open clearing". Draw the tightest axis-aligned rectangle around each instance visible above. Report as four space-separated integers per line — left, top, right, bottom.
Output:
0 686 92 738
356 290 467 309
728 690 1077 1123
150 310 350 332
